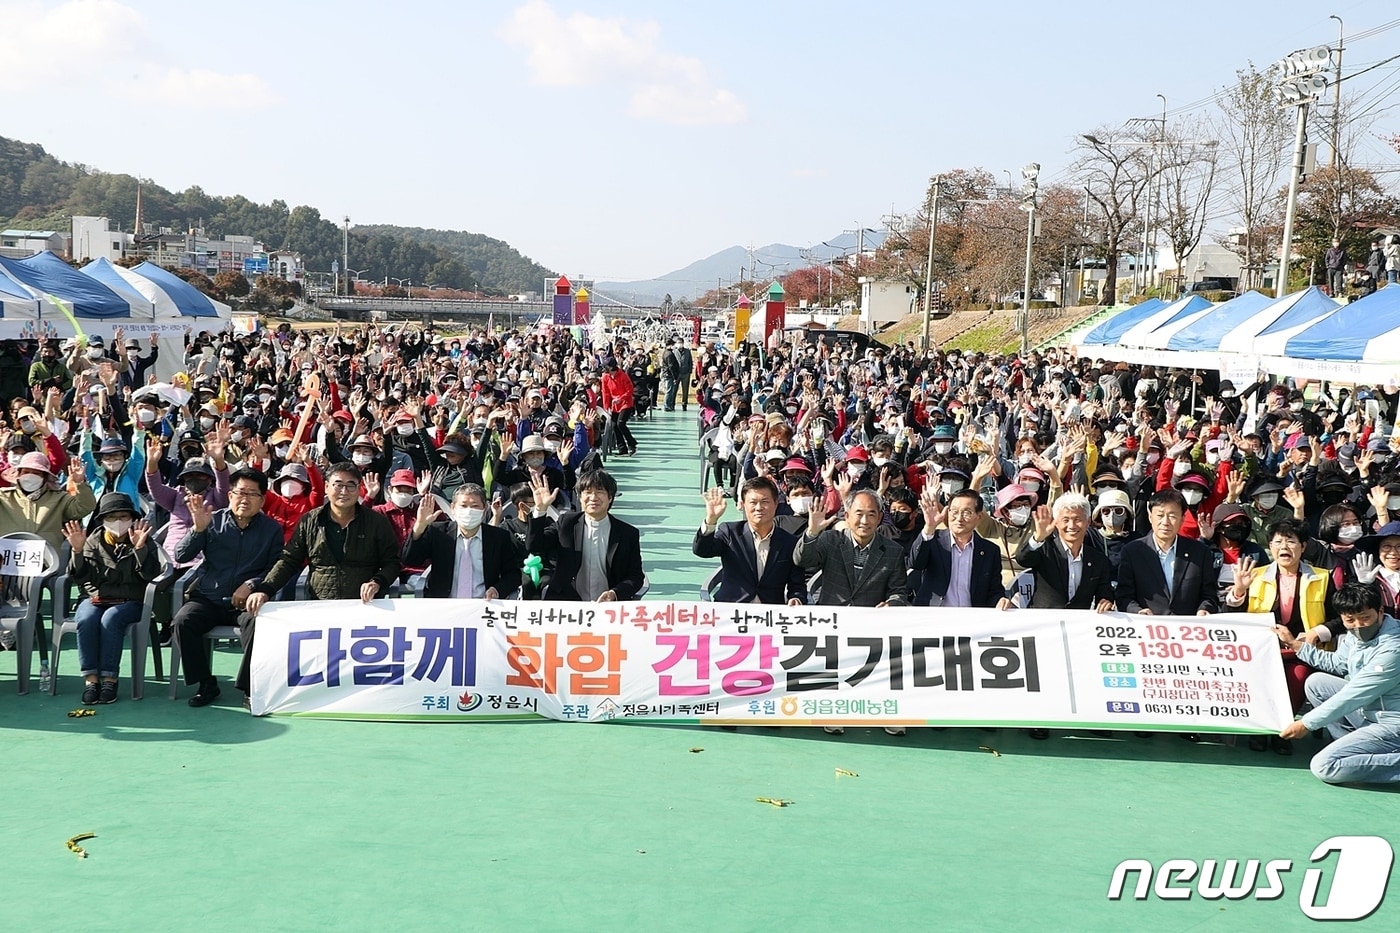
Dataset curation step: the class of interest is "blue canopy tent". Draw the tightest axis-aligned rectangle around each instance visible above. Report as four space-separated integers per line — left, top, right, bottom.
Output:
0 251 141 318
1245 287 1343 356
128 261 223 318
1270 287 1400 382
0 264 41 317
75 257 157 318
1165 291 1276 351
1078 298 1167 347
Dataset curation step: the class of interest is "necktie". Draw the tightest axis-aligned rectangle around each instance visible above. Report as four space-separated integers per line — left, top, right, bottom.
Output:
458 537 475 598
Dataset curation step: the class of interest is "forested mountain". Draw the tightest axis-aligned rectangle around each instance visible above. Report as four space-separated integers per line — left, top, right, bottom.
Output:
0 136 554 294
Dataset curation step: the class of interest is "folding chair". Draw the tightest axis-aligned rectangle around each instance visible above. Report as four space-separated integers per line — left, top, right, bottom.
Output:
50 547 177 700
0 532 60 695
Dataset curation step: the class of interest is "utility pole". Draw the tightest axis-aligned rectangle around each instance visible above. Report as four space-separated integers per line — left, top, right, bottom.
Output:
1329 14 1343 169
1275 45 1331 297
342 215 350 297
921 175 941 353
1020 163 1040 357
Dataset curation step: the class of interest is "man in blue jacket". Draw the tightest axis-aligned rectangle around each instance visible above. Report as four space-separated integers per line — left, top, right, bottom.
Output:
1276 581 1400 785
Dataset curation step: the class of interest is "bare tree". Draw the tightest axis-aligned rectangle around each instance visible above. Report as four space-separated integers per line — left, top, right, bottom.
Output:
1157 117 1219 291
1072 127 1153 305
1210 64 1290 290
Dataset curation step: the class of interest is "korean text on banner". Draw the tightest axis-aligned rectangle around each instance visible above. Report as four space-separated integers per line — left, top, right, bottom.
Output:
251 601 1293 732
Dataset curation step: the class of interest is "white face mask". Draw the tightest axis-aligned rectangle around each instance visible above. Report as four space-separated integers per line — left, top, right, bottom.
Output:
1120 466 1135 480
847 464 865 478
545 439 560 452
127 350 140 362
274 444 290 458
1007 506 1032 527
351 452 374 467
1220 390 1235 399
86 347 103 360
136 409 157 424
259 393 274 405
388 490 416 509
454 506 485 530
231 430 246 443
940 480 965 497
1018 453 1035 466
199 417 216 431
1337 524 1364 544
1180 487 1205 506
1389 496 1400 512
1172 460 1191 477
280 479 305 498
104 518 133 537
396 424 415 436
1290 402 1303 412
101 457 126 473
1205 452 1220 465
934 442 953 455
1255 494 1279 511
17 474 45 493
1020 479 1041 495
788 496 812 515
871 456 890 467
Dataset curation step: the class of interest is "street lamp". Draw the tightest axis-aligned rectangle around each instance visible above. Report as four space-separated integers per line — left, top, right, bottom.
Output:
346 268 368 295
921 175 942 352
390 276 411 298
1020 162 1040 357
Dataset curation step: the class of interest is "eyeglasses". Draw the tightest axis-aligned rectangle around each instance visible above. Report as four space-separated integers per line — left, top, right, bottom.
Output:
946 509 979 519
227 489 263 499
327 482 359 491
1379 544 1400 555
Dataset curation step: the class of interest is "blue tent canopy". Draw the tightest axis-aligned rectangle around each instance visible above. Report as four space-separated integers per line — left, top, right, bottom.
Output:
1165 291 1275 351
130 261 221 317
0 265 34 301
1284 287 1400 361
1080 298 1167 346
1256 287 1343 338
0 252 134 318
77 258 156 316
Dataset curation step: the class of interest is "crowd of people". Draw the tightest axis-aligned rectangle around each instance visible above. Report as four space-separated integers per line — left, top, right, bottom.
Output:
0 321 1395 786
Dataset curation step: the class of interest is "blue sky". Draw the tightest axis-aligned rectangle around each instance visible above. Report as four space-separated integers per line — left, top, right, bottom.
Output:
2 0 1396 284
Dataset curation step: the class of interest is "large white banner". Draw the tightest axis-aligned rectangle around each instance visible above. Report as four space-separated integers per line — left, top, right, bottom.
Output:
250 601 1294 732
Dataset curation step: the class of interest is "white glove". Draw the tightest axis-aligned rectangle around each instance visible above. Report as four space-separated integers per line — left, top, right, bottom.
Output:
1352 551 1380 585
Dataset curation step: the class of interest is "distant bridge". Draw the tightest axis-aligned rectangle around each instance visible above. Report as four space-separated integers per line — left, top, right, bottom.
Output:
313 295 667 323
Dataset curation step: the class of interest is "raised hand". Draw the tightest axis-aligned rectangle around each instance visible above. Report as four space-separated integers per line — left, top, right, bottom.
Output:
61 519 87 552
702 487 727 525
1283 483 1306 513
918 485 947 530
1209 401 1225 422
1370 484 1391 518
417 471 433 497
530 472 559 512
833 472 854 500
1030 503 1055 541
146 434 163 465
557 438 574 465
187 492 212 532
805 498 839 537
1231 555 1258 598
1196 510 1215 542
128 518 151 550
1226 470 1246 502
1352 551 1380 584
362 473 381 501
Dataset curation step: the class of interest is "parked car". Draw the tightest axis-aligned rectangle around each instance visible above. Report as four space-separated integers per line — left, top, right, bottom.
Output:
1183 277 1238 300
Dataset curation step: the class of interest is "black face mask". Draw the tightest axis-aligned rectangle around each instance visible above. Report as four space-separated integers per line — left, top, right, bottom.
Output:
184 477 210 495
891 512 914 530
1219 524 1251 542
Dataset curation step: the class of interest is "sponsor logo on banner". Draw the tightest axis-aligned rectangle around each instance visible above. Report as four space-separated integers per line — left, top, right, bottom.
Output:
251 601 1293 730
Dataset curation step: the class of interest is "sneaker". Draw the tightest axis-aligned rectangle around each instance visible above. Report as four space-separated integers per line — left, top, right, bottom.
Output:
188 681 221 708
98 681 118 704
883 727 907 736
81 682 100 705
0 628 15 650
822 726 845 735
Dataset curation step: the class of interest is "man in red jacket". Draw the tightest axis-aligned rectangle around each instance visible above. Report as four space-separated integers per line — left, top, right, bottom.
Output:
600 357 638 457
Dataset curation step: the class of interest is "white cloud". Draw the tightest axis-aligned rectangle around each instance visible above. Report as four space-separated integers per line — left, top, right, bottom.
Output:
500 1 746 125
0 0 274 109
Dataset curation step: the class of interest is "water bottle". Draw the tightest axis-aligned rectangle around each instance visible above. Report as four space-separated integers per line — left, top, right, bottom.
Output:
38 660 51 693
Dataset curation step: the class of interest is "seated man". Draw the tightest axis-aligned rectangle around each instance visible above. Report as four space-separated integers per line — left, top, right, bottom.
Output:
694 478 806 605
526 470 643 601
1275 581 1400 785
173 468 284 707
909 487 1005 608
795 488 909 608
404 483 523 599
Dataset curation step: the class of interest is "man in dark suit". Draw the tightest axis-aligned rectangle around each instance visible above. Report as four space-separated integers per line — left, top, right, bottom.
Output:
795 488 909 608
694 477 806 605
1116 488 1219 616
909 488 1005 608
404 483 523 599
1013 494 1116 611
526 470 644 601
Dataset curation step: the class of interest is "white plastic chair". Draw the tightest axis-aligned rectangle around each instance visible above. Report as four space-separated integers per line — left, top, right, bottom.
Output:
0 532 60 695
49 544 175 700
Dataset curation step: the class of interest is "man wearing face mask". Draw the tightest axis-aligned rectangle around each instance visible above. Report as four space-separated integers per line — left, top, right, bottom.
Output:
28 337 73 394
117 335 160 393
1274 582 1400 784
1235 479 1294 551
343 433 411 505
144 437 228 568
405 482 522 599
496 434 569 504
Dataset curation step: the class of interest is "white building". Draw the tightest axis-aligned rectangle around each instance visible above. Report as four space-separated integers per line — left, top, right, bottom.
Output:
72 216 130 263
1 228 69 259
858 277 915 328
267 250 305 283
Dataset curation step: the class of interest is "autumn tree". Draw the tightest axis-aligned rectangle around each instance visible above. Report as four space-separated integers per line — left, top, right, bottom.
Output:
1073 128 1154 305
1210 64 1291 290
212 271 250 299
1155 118 1219 290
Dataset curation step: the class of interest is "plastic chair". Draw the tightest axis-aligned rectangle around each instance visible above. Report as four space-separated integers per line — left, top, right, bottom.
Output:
0 532 60 695
635 573 650 599
168 619 244 700
49 544 176 700
701 567 722 602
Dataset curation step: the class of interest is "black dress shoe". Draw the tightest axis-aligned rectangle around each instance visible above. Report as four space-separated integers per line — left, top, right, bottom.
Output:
98 681 118 704
81 682 100 705
1271 736 1293 756
188 682 221 708
1248 736 1269 752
